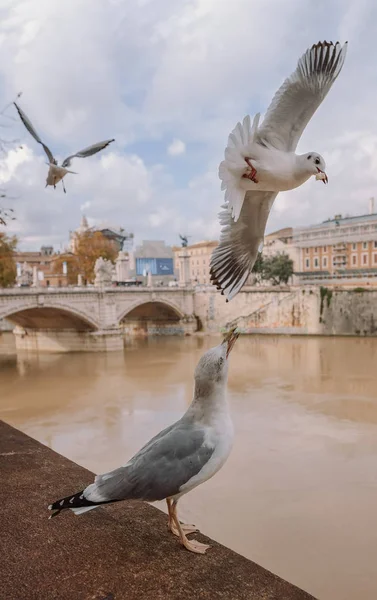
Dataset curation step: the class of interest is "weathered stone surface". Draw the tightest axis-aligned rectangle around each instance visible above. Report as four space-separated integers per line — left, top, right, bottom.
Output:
0 420 316 600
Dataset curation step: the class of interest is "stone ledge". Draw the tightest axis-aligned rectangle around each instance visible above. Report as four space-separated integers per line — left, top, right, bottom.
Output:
1 420 316 600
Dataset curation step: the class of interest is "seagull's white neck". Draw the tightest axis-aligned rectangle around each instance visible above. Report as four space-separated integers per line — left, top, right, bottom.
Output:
184 380 228 425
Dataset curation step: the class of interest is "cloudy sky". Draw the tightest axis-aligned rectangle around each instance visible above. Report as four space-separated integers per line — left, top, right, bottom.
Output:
0 0 376 250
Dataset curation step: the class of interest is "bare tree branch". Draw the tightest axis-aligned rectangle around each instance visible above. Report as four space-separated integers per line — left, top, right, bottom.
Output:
0 91 22 226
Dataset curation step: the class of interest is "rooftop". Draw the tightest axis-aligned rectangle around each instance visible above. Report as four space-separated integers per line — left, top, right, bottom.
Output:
172 240 218 251
134 240 173 259
294 213 377 233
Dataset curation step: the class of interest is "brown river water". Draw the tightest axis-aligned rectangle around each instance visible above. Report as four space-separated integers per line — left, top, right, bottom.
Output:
1 332 377 600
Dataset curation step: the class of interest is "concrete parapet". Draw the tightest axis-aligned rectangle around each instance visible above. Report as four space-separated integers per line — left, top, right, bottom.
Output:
0 420 316 600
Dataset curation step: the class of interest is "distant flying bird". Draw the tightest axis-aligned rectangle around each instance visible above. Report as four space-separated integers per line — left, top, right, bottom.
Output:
14 102 114 193
210 40 348 301
48 328 239 555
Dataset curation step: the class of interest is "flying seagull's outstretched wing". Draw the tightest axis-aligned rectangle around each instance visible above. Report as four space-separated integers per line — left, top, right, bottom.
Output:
14 102 56 164
62 139 115 168
256 41 348 152
210 190 278 301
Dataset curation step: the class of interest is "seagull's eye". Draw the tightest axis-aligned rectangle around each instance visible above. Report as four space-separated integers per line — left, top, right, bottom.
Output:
307 155 312 160
315 158 320 165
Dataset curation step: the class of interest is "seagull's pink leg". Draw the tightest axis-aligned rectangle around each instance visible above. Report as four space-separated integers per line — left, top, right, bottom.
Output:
166 498 198 536
169 499 210 554
243 157 258 183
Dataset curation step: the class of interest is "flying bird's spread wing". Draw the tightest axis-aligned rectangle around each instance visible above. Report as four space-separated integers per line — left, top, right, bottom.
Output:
62 139 115 167
14 102 56 164
257 41 348 152
210 191 278 301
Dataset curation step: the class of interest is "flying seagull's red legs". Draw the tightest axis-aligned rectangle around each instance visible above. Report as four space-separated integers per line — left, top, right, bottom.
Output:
242 157 258 183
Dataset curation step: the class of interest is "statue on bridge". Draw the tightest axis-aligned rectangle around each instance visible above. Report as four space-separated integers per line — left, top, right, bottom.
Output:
179 234 189 248
94 257 114 287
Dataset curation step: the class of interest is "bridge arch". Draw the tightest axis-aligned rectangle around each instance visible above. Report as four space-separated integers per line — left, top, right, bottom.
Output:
0 302 99 331
118 300 186 336
118 299 185 323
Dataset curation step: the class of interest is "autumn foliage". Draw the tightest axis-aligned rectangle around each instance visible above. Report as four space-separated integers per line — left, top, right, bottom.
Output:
0 232 18 287
53 230 118 284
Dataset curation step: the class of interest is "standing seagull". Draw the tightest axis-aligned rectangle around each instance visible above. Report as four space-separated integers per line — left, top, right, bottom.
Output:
14 102 114 193
210 41 348 301
48 328 239 554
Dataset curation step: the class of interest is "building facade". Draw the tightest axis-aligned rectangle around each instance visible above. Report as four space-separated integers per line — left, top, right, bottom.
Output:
173 241 218 285
263 227 300 271
14 247 69 288
293 204 377 285
131 240 175 284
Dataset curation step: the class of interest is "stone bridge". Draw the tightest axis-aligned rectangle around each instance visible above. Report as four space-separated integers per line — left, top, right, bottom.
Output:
0 287 196 352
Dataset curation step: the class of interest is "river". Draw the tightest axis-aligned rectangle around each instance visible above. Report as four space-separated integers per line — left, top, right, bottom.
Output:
1 331 377 600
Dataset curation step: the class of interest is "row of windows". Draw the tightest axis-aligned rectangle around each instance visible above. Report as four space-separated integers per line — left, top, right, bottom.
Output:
305 254 377 269
305 241 377 254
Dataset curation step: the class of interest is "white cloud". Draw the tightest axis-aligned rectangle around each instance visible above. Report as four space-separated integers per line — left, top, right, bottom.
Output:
1 0 377 250
167 138 186 156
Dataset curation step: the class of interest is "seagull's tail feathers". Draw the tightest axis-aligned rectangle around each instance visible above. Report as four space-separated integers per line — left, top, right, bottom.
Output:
48 489 117 519
220 113 260 223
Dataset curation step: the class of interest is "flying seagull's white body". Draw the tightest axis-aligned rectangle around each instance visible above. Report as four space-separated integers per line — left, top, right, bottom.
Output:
210 41 348 301
48 329 239 555
14 102 114 193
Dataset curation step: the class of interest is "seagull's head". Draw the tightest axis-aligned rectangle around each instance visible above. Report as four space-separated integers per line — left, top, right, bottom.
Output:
302 153 328 184
194 327 239 388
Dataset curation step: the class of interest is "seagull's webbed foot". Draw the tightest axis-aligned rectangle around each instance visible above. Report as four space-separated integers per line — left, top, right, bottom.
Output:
181 538 210 554
243 157 258 183
166 498 210 554
170 521 198 537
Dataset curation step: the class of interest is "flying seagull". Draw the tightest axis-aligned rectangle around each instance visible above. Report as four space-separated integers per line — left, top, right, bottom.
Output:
210 40 348 301
48 328 239 555
14 102 114 193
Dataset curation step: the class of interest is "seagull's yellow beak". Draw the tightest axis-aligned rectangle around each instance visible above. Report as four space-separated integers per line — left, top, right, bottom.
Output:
222 327 240 358
316 168 328 184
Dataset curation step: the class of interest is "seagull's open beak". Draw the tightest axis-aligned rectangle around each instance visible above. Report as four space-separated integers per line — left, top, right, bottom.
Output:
317 168 328 184
222 326 240 358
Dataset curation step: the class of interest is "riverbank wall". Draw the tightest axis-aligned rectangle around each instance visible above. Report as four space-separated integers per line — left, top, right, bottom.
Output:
194 286 377 336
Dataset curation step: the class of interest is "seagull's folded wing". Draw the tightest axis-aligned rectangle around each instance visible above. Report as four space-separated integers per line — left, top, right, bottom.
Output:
62 139 115 167
84 420 214 504
257 41 348 152
210 191 277 301
14 102 55 164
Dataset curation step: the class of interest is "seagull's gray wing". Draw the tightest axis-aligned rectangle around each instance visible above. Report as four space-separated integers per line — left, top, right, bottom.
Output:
256 41 348 153
62 139 115 167
86 419 214 503
14 102 56 164
210 191 278 301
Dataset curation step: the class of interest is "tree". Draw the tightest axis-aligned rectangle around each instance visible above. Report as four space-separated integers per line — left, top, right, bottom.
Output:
52 254 80 285
261 253 293 285
0 92 22 225
0 232 17 287
68 230 118 283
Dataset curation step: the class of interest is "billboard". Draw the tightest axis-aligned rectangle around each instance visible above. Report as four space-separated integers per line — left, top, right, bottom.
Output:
136 257 174 276
156 258 174 275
